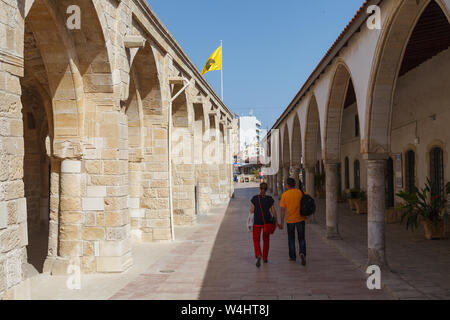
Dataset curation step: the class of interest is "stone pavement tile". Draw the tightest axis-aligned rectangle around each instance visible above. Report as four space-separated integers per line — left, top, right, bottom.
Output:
312 200 450 300
108 185 397 300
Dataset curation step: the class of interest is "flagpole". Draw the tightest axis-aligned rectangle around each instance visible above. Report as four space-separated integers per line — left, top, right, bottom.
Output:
220 40 224 101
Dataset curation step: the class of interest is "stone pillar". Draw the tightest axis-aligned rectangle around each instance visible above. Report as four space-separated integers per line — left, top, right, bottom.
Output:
128 157 144 241
305 167 316 223
50 159 82 274
277 168 283 198
282 166 289 192
293 167 301 189
366 158 388 269
325 163 341 239
45 158 61 267
272 174 279 197
305 167 315 196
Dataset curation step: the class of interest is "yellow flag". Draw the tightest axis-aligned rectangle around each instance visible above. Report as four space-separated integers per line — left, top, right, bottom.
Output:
201 46 222 75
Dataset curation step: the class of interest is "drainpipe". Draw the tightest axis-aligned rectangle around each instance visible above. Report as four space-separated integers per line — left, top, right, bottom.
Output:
168 77 190 241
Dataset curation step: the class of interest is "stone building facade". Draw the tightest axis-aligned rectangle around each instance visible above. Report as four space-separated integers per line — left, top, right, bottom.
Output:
0 0 237 298
267 0 450 268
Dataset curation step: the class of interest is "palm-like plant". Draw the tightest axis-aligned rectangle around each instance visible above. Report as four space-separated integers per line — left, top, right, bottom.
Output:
396 179 449 231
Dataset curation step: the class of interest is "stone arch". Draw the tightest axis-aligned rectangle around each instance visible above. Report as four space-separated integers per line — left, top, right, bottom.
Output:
24 0 86 145
324 62 358 162
193 103 207 165
304 95 321 168
282 123 291 167
291 113 302 167
19 0 93 273
366 0 450 155
171 85 195 225
132 44 163 118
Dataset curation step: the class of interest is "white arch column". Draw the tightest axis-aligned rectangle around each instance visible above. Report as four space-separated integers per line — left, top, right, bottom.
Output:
325 161 341 239
365 154 388 269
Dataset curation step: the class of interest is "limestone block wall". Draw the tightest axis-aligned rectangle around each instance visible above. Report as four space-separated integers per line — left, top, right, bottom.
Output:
0 0 28 299
0 0 236 299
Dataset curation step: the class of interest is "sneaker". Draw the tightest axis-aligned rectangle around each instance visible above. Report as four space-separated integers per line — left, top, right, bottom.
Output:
300 254 306 266
256 256 262 268
263 260 268 264
289 258 296 262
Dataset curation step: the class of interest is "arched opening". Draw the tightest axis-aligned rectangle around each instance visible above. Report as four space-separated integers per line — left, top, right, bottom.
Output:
124 72 144 235
20 0 82 273
368 0 450 155
354 160 361 190
304 96 323 196
324 64 363 196
282 125 291 190
193 103 206 214
365 0 450 266
386 0 450 198
126 42 162 239
171 84 195 225
291 114 302 187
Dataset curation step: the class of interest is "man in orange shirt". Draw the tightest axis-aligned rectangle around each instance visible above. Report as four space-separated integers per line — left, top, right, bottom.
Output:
279 177 307 266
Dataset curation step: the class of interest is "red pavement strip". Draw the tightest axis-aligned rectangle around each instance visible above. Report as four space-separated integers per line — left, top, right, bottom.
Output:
110 185 394 300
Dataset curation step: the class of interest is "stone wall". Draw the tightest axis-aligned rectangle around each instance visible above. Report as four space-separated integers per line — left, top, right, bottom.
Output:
0 0 237 299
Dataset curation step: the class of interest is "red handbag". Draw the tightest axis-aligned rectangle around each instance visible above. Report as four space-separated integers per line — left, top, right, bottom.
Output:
258 196 276 235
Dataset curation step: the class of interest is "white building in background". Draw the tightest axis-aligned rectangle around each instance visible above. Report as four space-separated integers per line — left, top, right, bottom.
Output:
239 115 267 163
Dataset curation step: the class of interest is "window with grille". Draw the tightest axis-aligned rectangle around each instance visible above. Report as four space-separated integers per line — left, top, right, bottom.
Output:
354 159 360 190
405 150 416 194
345 157 350 189
355 115 360 137
430 147 444 198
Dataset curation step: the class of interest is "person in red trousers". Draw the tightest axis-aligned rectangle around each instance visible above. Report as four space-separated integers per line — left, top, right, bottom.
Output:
248 182 279 268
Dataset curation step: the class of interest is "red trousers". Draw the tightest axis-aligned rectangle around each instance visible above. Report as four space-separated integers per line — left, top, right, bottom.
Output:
253 224 270 261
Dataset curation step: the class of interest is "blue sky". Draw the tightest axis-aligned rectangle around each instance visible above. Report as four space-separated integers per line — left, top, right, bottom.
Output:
147 0 364 129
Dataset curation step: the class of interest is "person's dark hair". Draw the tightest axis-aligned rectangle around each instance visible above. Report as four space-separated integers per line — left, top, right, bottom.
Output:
287 178 296 188
260 182 268 195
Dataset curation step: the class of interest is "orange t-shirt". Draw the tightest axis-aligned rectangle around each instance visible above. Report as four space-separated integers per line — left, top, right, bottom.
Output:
280 189 306 224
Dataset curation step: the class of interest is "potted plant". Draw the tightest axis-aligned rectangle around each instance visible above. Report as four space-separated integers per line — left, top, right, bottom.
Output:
354 190 367 214
396 179 450 240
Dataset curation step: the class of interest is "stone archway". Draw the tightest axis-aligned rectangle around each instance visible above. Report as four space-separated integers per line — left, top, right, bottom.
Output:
171 84 195 226
281 124 291 191
19 0 86 274
303 95 322 198
291 113 302 188
193 103 209 214
366 0 450 155
365 0 450 268
125 43 163 242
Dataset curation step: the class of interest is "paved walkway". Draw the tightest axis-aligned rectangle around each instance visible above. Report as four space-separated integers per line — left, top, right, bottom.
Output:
25 183 448 300
312 199 450 299
110 184 392 300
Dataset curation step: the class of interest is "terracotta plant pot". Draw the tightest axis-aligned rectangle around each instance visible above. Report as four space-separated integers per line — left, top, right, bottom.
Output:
423 220 449 240
354 199 367 214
